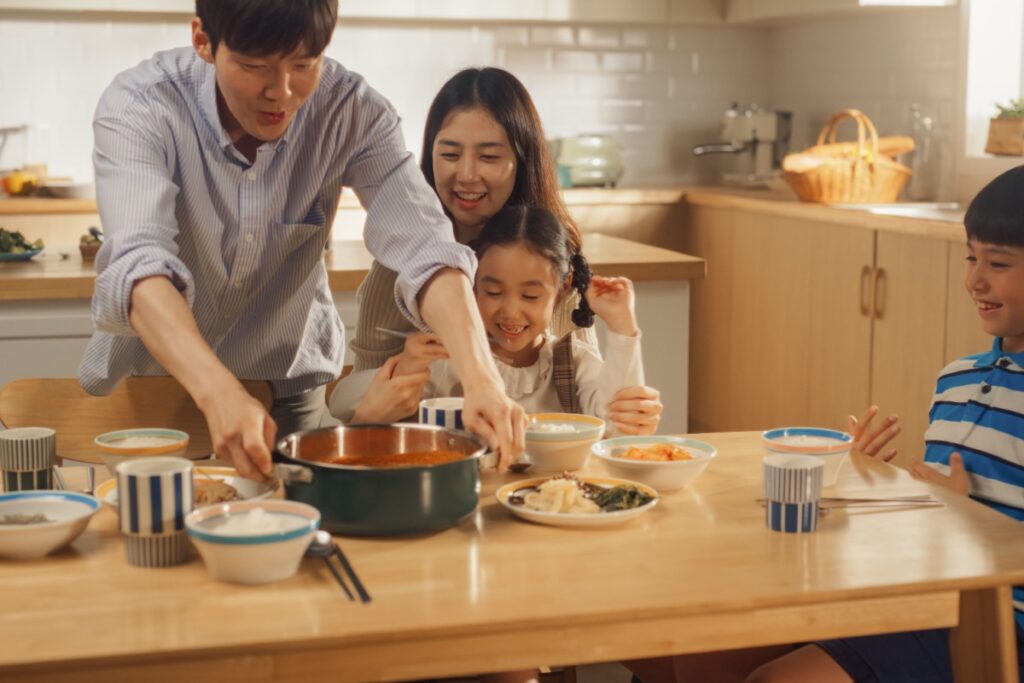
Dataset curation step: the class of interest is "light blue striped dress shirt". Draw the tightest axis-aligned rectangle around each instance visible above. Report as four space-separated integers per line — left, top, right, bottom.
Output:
79 47 474 398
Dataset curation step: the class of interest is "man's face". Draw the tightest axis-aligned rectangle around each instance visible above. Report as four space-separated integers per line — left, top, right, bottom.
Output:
193 19 322 143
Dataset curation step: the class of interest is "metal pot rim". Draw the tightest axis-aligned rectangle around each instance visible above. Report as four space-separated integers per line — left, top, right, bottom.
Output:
276 423 487 472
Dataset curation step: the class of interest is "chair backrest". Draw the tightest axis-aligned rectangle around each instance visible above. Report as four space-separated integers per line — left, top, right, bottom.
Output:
0 377 272 464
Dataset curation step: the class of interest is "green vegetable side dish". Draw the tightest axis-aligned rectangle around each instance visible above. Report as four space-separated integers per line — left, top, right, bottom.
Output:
995 97 1024 119
0 227 45 254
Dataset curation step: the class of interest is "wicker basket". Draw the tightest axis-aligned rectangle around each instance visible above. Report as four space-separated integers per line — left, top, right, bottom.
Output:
782 109 912 203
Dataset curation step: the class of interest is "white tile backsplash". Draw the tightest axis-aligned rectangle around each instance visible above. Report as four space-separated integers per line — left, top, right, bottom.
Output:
0 7 960 189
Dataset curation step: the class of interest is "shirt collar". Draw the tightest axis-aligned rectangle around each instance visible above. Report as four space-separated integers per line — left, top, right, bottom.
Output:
975 338 1024 369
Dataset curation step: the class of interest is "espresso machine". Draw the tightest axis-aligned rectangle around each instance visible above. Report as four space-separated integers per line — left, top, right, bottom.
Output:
693 104 791 187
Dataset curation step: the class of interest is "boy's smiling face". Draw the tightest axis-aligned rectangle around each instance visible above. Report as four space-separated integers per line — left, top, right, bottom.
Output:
966 239 1024 353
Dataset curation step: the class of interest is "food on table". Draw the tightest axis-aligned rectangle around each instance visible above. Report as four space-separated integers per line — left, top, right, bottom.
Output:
509 473 654 514
205 508 307 536
195 479 241 504
108 435 182 448
0 227 44 254
308 450 466 468
529 422 579 434
0 513 52 525
618 443 696 462
772 435 843 447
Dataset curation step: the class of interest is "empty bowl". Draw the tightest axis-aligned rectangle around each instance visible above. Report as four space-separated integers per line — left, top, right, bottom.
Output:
591 436 716 491
94 428 191 476
762 427 853 487
525 413 605 472
186 500 320 584
0 491 101 559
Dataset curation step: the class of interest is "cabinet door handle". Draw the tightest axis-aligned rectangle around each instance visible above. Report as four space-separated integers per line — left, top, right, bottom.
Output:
860 265 872 317
872 267 886 320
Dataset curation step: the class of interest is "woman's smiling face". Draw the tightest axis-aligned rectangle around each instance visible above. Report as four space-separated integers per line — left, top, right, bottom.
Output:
432 107 517 242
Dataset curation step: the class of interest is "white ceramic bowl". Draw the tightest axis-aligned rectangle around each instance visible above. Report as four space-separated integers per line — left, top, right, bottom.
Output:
0 491 101 559
525 413 605 472
591 436 717 491
762 427 853 487
94 428 192 476
94 466 277 509
186 500 319 585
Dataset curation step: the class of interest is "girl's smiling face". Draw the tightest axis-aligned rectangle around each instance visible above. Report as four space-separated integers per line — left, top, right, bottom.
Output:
966 239 1024 353
432 107 517 242
475 242 564 367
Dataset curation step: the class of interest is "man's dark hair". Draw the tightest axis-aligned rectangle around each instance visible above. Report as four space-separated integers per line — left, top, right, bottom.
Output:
965 165 1024 247
195 0 337 57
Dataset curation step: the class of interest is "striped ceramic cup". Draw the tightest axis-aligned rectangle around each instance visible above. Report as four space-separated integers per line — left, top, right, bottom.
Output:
116 456 194 567
419 397 464 431
763 453 823 533
0 427 56 491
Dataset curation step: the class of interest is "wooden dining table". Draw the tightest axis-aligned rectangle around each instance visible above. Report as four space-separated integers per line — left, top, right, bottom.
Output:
2 431 1023 683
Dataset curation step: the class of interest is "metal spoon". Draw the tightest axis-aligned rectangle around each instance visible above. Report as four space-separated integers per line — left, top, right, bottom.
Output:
508 456 533 474
307 530 354 600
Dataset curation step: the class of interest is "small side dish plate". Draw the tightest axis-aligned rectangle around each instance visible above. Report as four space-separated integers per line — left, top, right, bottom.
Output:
496 476 658 528
0 248 43 262
95 466 276 508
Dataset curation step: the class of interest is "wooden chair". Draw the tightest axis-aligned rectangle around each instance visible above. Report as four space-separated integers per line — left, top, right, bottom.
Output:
0 377 272 464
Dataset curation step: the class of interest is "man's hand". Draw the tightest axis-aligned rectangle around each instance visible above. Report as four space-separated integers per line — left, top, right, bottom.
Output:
910 452 970 496
394 332 447 377
847 405 900 462
462 380 527 472
352 355 431 424
607 385 662 435
197 381 276 480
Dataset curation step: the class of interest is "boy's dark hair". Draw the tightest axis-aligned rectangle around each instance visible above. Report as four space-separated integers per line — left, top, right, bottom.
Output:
965 165 1024 248
470 206 594 328
420 67 583 252
195 0 337 57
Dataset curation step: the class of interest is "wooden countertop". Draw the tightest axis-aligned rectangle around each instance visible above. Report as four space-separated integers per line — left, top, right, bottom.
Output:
3 432 1023 681
0 234 705 302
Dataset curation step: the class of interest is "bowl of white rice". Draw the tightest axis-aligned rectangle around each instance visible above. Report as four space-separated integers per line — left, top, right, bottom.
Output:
94 428 191 476
524 413 605 472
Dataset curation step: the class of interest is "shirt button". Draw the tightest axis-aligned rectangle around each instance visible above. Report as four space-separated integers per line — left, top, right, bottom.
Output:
233 282 242 289
999 358 1011 367
245 233 255 243
982 384 992 394
247 171 257 181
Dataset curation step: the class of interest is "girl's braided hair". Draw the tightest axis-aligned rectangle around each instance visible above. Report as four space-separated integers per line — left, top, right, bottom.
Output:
469 205 594 328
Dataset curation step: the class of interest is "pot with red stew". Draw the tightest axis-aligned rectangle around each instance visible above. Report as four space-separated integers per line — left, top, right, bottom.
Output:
276 424 487 536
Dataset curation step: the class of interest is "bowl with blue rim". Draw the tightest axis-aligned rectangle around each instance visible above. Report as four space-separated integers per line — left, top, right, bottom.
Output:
0 490 101 559
761 427 853 487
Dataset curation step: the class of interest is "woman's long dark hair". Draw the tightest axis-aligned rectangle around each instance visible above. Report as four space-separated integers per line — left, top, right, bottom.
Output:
421 67 583 252
471 206 594 328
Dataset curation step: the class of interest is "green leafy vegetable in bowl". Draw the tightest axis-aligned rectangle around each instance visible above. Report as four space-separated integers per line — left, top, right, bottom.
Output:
0 227 44 254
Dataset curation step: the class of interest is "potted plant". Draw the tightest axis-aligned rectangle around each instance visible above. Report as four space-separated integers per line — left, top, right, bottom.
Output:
986 97 1024 156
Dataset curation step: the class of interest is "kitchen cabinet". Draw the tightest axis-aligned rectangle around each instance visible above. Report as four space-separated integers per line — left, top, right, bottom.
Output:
725 0 956 23
684 203 959 467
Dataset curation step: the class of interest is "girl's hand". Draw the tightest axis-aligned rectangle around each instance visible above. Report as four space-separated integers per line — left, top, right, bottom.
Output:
585 276 638 337
394 332 448 377
607 385 662 435
351 355 430 424
910 452 970 497
847 405 900 462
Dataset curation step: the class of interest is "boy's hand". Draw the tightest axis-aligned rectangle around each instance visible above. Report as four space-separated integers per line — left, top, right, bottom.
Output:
910 452 970 496
584 276 638 337
394 332 447 377
352 355 430 424
607 385 662 435
847 405 900 461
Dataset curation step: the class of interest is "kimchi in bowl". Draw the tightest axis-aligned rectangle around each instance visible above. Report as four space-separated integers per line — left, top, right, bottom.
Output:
591 436 716 492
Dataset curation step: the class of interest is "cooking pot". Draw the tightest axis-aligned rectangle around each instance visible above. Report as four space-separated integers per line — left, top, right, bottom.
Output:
276 424 486 536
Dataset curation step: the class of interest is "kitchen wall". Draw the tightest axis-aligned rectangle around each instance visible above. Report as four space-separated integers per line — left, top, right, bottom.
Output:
0 6 958 193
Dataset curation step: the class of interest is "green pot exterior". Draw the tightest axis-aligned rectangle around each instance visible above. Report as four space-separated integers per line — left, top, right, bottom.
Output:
284 458 481 536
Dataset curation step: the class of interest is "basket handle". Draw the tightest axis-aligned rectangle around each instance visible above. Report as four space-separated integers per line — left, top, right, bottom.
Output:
815 109 881 163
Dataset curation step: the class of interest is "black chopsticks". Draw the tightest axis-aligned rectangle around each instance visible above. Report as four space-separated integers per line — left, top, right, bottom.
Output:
332 542 372 603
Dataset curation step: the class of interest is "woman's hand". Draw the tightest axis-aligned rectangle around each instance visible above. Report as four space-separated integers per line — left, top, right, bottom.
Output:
462 380 527 472
351 355 431 424
394 332 448 377
585 276 638 337
910 452 970 496
847 405 900 461
607 385 662 435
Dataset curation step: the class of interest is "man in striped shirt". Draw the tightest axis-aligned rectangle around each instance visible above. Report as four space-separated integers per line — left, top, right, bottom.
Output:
80 0 525 478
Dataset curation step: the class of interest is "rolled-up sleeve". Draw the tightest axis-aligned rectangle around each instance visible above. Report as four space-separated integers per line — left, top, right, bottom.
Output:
341 86 475 327
91 99 193 336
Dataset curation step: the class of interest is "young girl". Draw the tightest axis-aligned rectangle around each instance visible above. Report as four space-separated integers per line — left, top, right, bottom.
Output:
329 205 645 426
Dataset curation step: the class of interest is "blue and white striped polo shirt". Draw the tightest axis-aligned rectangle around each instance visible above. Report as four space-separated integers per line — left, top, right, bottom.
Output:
924 337 1024 626
79 47 473 398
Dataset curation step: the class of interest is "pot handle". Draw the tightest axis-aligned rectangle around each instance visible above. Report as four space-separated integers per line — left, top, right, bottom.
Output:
274 463 314 485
